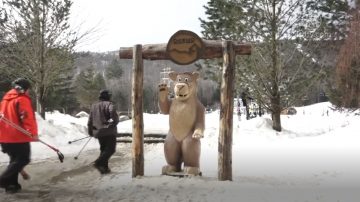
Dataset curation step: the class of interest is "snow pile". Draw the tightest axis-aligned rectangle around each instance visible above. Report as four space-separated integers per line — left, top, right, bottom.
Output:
31 111 98 160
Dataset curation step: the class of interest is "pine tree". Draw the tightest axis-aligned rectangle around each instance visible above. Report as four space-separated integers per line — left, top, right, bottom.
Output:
105 58 123 80
305 0 350 40
104 57 125 112
200 0 349 131
46 68 79 115
74 67 106 110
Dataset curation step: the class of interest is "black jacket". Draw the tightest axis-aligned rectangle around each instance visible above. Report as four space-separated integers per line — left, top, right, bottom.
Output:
87 100 119 138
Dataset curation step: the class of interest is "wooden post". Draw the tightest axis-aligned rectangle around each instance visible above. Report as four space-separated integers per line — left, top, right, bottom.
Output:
218 41 235 181
131 44 144 177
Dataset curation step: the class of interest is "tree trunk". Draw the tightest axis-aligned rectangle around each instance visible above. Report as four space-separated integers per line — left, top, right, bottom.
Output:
258 104 262 117
36 86 45 119
36 96 45 119
270 0 281 132
245 105 250 120
271 94 281 132
241 93 250 120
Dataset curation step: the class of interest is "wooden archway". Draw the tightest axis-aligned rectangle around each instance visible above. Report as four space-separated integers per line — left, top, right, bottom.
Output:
119 31 251 181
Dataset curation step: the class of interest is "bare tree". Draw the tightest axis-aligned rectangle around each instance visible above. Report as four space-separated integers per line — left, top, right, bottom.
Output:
0 0 87 118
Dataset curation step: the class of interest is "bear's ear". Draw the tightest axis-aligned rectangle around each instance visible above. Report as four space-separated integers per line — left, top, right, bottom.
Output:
192 71 199 80
169 72 178 81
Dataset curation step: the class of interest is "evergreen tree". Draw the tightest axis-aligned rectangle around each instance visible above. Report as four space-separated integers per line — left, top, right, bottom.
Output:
305 0 350 40
46 68 79 115
105 58 123 80
143 86 156 113
74 67 106 111
104 57 125 112
200 0 349 131
0 2 11 96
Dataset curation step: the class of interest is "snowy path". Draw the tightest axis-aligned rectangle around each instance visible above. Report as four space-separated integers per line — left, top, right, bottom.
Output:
1 138 359 202
0 144 133 202
1 139 360 202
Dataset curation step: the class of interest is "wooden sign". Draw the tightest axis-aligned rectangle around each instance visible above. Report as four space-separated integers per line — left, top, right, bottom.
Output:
166 30 204 65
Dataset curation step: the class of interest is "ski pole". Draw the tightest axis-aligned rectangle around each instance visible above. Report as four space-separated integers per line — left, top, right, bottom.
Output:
68 136 91 144
74 136 92 160
0 114 64 163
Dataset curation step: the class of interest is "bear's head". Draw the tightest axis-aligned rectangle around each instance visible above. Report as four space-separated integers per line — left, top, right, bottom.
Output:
169 71 199 101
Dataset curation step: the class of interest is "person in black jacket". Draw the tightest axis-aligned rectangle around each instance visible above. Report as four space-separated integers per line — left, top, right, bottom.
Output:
87 90 119 174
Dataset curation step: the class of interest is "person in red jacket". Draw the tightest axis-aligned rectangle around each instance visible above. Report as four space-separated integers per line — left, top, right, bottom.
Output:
0 78 38 194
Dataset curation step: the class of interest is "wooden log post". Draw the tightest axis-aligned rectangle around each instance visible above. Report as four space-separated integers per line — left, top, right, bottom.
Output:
131 45 144 177
218 41 235 181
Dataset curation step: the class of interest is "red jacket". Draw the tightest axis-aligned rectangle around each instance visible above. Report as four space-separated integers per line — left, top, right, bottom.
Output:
0 89 38 143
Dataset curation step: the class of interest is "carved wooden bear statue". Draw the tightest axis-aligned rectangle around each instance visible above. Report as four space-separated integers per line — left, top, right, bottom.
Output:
158 71 205 176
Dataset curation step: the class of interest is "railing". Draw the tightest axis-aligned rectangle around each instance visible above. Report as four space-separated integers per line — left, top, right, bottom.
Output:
116 133 166 144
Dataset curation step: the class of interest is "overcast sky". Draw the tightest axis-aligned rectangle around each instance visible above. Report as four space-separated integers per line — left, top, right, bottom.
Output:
70 0 209 52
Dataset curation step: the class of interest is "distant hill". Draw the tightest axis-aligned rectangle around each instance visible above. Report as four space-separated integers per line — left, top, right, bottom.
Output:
73 38 343 107
74 50 200 89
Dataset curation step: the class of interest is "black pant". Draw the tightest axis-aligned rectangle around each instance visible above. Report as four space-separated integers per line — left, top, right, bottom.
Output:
95 135 116 168
0 143 30 187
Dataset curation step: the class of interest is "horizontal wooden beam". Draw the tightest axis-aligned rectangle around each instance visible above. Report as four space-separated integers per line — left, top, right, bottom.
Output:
119 40 251 60
116 133 166 139
117 139 165 144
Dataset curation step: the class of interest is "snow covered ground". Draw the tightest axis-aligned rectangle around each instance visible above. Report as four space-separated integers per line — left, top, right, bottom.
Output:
0 102 359 202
